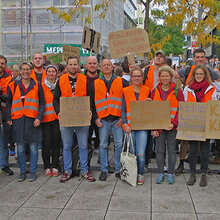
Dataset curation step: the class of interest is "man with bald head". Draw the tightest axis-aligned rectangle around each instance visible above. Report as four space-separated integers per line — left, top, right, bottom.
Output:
93 59 128 181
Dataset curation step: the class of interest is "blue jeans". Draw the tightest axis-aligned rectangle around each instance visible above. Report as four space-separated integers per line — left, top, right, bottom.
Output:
99 119 123 173
60 126 89 174
17 142 38 173
130 130 148 175
0 122 9 168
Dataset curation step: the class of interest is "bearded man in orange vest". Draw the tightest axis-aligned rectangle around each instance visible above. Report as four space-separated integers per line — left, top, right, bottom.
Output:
53 56 96 183
31 52 47 83
0 55 14 176
93 59 128 181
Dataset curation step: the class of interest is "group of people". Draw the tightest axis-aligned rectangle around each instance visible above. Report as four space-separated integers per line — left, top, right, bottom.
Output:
0 48 219 187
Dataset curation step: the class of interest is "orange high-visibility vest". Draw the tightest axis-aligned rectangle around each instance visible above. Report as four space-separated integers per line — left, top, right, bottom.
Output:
9 81 39 120
185 65 195 86
123 85 150 127
94 77 123 118
152 86 179 123
186 86 215 103
59 73 87 97
144 65 154 90
0 75 12 95
31 69 47 84
42 83 58 123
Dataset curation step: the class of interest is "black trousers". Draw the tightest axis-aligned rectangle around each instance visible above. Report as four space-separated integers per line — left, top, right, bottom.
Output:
42 119 61 169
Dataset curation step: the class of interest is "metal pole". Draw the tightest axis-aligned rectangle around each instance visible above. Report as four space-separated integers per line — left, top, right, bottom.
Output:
59 0 62 44
0 0 2 55
90 0 93 56
29 0 32 61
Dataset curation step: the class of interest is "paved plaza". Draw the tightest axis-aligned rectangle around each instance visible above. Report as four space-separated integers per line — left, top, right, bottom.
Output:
0 145 220 220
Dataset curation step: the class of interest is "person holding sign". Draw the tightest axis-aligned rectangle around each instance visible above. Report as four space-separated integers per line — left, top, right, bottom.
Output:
183 64 216 187
122 67 150 185
6 62 45 182
93 59 128 181
150 66 184 184
41 65 60 177
53 56 96 183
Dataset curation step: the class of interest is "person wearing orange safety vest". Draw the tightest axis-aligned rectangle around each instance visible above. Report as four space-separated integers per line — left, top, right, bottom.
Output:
121 66 150 185
31 52 47 83
92 59 129 181
150 66 184 185
143 50 166 90
41 65 61 177
6 62 45 182
183 64 216 187
53 56 96 183
0 55 14 176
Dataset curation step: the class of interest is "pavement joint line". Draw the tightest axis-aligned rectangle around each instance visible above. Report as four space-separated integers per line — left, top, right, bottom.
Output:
55 177 83 220
183 174 199 220
8 176 52 220
103 178 118 220
0 175 17 190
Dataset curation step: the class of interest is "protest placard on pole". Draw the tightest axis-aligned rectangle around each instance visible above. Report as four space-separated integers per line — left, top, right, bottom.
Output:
63 45 80 63
60 97 90 127
45 53 62 64
205 100 220 139
108 28 150 59
81 26 101 54
177 102 206 141
130 100 170 130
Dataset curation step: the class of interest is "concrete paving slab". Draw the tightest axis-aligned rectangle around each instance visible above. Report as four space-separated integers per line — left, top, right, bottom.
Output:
152 174 194 213
108 194 151 212
105 211 151 220
9 207 61 220
197 213 220 220
0 206 19 220
152 212 197 220
65 194 110 211
57 209 105 220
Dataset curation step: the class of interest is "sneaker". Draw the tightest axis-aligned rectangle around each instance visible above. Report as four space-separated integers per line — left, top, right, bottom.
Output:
164 166 168 173
45 168 52 177
60 171 71 183
18 173 26 182
137 175 144 185
156 173 164 184
199 174 207 187
99 171 107 181
175 163 185 176
1 166 14 176
10 150 16 156
51 168 59 177
187 174 196 186
115 172 121 179
81 171 96 182
29 172 36 182
167 174 175 184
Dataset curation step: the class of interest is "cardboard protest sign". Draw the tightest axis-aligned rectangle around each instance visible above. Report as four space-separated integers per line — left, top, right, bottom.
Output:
130 100 170 130
81 26 101 54
60 97 90 127
108 28 150 59
45 53 62 64
63 45 80 63
205 100 220 139
177 102 206 141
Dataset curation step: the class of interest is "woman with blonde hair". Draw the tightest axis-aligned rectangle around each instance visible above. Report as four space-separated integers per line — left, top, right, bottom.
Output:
183 64 216 187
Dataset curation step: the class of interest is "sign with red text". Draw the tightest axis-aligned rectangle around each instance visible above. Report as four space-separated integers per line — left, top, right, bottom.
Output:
130 100 170 130
205 100 220 139
177 102 206 141
60 97 90 127
108 28 150 59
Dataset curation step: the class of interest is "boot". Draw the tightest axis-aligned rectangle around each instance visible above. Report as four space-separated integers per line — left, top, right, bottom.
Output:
199 174 207 187
187 174 196 186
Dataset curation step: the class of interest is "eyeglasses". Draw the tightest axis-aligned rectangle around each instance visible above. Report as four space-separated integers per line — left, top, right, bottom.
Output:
131 75 142 78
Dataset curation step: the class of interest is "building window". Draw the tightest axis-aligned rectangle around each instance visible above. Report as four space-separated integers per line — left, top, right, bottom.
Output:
139 17 143 24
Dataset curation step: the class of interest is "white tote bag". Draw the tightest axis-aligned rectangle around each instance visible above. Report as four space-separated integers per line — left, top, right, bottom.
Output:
120 132 137 187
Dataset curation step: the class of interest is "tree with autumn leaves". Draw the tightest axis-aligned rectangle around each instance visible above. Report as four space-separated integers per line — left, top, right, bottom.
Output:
48 0 220 56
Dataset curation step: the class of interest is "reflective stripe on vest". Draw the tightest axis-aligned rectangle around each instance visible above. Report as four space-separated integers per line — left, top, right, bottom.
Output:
94 77 123 118
123 85 150 128
152 86 179 123
9 81 39 120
